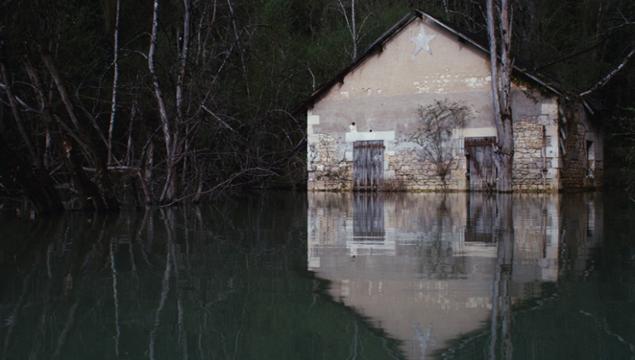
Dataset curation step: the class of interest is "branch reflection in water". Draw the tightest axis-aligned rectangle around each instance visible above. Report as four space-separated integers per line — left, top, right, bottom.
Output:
0 194 404 360
1 192 632 359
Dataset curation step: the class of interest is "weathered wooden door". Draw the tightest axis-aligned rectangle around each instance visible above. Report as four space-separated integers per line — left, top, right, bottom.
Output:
353 140 384 191
465 137 496 191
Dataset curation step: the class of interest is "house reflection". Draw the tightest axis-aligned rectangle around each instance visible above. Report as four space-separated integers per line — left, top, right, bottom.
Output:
307 192 603 359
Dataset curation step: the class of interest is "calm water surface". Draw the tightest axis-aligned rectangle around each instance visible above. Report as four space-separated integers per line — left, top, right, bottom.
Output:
1 192 633 359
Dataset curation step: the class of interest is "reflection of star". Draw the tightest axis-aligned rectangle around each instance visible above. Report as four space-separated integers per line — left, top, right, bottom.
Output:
411 26 435 56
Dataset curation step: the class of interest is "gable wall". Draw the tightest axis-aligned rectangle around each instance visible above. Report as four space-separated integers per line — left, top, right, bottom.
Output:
307 16 575 191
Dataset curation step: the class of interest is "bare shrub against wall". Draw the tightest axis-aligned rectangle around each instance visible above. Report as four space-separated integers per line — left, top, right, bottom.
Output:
409 100 471 188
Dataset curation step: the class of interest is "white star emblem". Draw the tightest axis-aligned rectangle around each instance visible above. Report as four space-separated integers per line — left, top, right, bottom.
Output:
411 26 435 56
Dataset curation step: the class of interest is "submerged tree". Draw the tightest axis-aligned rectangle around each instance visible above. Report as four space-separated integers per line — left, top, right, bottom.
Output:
409 100 471 188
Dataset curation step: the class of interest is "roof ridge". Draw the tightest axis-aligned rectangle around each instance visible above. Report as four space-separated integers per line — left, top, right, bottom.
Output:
297 9 579 113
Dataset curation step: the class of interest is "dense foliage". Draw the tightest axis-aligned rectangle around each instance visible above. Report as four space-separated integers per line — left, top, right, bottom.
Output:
0 0 633 211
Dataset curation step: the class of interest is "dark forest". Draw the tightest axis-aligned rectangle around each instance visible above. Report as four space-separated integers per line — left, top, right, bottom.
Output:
1 0 634 212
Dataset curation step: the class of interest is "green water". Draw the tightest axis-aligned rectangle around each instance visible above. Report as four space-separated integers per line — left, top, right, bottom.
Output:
0 192 633 359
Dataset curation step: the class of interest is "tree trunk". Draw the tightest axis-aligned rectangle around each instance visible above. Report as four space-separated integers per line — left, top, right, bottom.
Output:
176 0 191 125
148 0 177 203
486 0 514 192
338 0 358 60
41 52 119 210
107 0 121 165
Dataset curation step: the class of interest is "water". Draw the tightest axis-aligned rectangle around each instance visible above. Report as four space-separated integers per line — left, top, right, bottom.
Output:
0 192 633 359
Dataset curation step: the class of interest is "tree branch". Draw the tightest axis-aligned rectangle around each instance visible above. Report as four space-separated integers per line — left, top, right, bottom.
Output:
580 47 635 97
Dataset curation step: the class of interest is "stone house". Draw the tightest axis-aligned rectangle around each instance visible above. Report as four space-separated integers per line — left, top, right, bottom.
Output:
303 10 603 192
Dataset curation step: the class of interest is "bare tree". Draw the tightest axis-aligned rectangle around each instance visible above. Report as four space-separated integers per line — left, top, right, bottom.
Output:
107 0 121 165
486 0 514 192
148 0 179 203
41 52 119 210
337 0 370 60
409 100 470 188
580 47 635 97
0 63 38 165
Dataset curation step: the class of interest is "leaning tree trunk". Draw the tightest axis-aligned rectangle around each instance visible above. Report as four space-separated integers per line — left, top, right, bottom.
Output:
148 0 178 203
486 0 514 192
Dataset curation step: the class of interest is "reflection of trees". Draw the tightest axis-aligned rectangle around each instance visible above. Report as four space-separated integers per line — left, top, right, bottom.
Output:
435 195 633 360
0 193 403 359
489 195 514 360
417 195 466 279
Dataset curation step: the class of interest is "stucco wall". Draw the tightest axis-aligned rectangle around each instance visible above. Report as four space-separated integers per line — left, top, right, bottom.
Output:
307 16 596 192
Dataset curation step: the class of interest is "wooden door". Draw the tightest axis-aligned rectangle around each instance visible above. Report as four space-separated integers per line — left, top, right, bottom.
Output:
353 140 384 191
465 137 496 191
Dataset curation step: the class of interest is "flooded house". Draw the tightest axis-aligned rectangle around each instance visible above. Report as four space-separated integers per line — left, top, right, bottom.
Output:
304 10 603 192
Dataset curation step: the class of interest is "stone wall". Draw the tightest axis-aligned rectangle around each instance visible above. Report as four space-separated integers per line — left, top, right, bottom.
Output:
559 105 603 190
308 119 563 192
385 146 466 191
308 131 468 191
307 134 352 191
512 121 554 191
